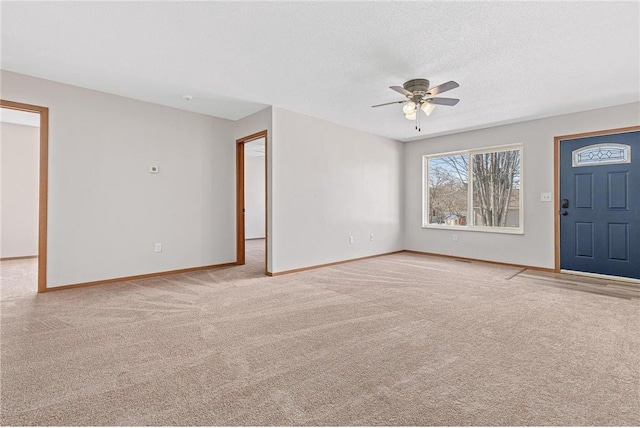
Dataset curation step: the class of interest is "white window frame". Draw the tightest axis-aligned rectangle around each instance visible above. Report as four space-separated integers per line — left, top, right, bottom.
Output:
422 143 524 234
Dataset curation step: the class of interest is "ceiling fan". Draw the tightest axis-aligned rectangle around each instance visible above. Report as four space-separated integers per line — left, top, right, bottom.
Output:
372 78 459 131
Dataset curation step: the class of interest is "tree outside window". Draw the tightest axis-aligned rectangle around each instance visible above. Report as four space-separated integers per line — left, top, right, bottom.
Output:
427 155 468 225
424 146 522 232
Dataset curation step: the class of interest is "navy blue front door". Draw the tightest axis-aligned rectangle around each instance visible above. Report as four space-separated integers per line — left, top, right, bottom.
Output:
559 130 639 280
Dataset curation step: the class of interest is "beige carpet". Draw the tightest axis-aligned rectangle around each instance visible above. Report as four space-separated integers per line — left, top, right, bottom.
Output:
1 240 638 426
0 257 38 299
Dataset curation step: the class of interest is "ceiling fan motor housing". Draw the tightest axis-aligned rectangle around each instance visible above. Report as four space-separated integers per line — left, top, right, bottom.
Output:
403 79 430 97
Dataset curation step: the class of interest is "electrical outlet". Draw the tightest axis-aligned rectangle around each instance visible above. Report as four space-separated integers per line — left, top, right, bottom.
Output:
370 234 374 241
452 234 458 242
149 166 159 174
155 243 162 253
349 236 354 244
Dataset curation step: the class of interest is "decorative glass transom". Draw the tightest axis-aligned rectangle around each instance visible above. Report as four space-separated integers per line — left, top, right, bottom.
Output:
572 143 631 167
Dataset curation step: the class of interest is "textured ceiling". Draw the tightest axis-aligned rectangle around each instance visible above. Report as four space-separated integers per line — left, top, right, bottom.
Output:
1 1 638 142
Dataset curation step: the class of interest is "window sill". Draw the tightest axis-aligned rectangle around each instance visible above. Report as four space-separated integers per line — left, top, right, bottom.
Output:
422 224 524 235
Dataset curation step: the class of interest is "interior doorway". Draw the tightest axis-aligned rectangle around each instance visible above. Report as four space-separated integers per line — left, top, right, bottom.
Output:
555 125 640 281
236 130 268 274
0 100 49 293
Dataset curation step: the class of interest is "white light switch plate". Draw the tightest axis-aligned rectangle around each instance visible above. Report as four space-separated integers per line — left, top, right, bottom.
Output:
540 192 552 202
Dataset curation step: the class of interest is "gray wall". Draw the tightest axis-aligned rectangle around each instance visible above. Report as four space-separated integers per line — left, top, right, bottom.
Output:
3 69 637 285
404 102 640 268
1 71 237 287
0 121 39 258
244 150 266 239
271 107 404 272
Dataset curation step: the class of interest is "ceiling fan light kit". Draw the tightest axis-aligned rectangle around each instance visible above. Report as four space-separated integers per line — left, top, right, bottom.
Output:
402 102 416 116
422 102 436 116
373 78 459 132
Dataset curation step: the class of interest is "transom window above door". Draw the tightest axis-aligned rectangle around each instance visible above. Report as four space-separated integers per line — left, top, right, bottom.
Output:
572 143 631 167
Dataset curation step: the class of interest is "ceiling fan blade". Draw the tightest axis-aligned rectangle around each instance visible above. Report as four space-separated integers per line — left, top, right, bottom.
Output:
426 81 459 96
390 86 413 97
371 100 407 108
425 97 460 106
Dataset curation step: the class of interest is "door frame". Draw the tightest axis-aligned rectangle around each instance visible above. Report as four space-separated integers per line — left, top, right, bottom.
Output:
553 125 640 273
236 129 268 274
1 99 49 292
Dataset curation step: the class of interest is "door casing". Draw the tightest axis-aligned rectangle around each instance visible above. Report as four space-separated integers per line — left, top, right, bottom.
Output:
554 125 640 275
0 99 49 292
236 130 269 274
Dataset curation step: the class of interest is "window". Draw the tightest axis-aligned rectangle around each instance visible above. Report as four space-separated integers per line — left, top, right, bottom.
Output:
572 143 630 167
424 145 522 233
